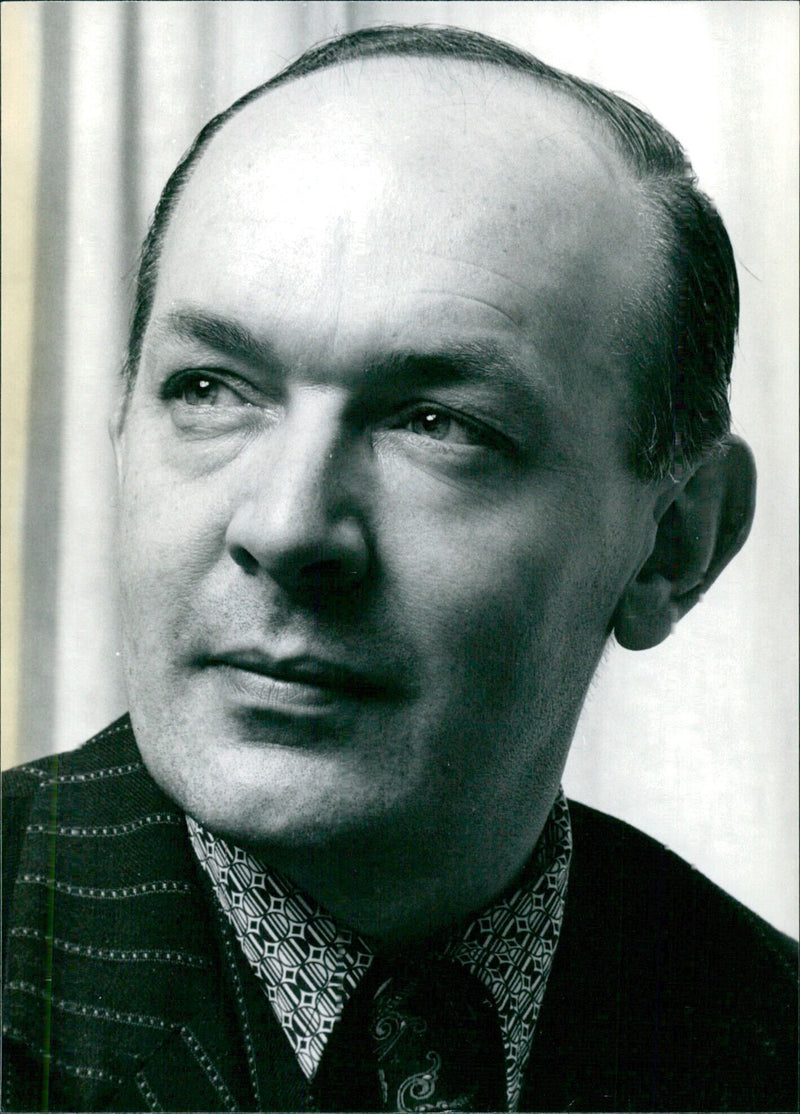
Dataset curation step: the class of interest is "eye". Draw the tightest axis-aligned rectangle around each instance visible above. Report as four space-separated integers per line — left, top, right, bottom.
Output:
165 371 247 408
159 369 265 435
408 409 456 440
180 375 219 406
399 404 501 449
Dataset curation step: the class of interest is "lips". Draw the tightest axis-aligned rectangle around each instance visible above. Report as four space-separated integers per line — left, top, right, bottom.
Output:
200 649 400 709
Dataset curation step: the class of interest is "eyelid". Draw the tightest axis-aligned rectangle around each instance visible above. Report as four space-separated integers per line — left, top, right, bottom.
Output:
159 367 256 403
406 400 503 436
387 400 517 454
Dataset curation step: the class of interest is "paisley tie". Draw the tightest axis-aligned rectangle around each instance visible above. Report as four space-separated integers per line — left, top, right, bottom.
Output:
316 955 507 1111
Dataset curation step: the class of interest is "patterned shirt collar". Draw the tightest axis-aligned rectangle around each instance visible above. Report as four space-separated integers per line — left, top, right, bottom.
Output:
188 791 571 1111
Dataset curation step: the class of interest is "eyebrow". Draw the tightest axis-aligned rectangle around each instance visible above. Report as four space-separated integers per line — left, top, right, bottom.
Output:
159 309 283 371
371 347 541 410
156 307 535 398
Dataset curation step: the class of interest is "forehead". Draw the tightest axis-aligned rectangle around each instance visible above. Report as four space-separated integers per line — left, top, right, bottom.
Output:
151 59 650 404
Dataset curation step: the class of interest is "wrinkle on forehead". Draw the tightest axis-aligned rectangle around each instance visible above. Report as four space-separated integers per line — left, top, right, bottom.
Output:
415 290 524 331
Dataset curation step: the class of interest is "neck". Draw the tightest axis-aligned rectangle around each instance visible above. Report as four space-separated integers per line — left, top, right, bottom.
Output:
254 808 551 946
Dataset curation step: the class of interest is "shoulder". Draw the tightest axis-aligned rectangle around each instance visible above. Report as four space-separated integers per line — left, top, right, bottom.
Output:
2 715 143 808
2 712 178 856
1 718 223 1111
567 799 797 976
3 717 140 907
2 716 180 944
526 799 798 1111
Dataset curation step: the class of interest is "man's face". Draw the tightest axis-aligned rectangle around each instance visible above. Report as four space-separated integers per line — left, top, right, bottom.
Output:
115 62 658 927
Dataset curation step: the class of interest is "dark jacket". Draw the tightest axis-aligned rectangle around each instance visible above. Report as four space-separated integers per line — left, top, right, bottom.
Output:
3 716 797 1111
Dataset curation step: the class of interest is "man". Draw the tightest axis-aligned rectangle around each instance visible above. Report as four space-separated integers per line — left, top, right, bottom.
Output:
2 24 796 1113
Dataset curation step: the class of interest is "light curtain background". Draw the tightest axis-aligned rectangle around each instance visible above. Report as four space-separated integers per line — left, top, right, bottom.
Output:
2 1 797 935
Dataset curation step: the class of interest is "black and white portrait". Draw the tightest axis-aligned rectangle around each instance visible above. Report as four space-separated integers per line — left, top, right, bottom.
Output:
2 3 797 1111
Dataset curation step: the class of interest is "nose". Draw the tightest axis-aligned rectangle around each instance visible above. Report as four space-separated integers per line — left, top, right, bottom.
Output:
225 394 371 598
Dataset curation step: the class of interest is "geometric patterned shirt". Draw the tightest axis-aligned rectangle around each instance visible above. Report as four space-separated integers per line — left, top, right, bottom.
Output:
187 790 571 1111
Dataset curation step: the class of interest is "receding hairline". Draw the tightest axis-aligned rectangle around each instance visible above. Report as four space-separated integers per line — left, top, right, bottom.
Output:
161 48 661 328
122 24 736 481
187 50 647 195
130 49 663 437
156 51 660 419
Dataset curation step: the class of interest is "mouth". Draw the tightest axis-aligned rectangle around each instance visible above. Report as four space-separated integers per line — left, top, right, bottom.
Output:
199 650 401 714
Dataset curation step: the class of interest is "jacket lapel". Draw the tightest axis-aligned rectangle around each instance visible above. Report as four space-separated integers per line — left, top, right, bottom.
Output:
4 717 261 1110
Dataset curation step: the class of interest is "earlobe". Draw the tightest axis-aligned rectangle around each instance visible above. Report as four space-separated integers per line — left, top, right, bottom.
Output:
613 435 756 651
613 574 674 650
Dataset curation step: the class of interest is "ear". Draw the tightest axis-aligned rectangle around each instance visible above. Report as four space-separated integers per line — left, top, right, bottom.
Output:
613 435 756 650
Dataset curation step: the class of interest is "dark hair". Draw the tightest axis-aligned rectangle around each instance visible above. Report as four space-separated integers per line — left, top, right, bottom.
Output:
123 24 738 481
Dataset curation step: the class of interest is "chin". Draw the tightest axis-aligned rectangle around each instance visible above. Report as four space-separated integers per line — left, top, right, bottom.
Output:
140 725 396 851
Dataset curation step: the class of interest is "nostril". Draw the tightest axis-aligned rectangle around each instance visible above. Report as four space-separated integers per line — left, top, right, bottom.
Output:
229 544 261 576
226 496 371 595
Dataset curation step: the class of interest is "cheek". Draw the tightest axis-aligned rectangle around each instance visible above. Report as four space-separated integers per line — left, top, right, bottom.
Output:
388 475 581 604
116 453 229 635
379 477 624 695
378 498 564 667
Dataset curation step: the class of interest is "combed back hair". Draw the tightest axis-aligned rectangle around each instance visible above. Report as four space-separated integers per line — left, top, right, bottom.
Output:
123 23 738 481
